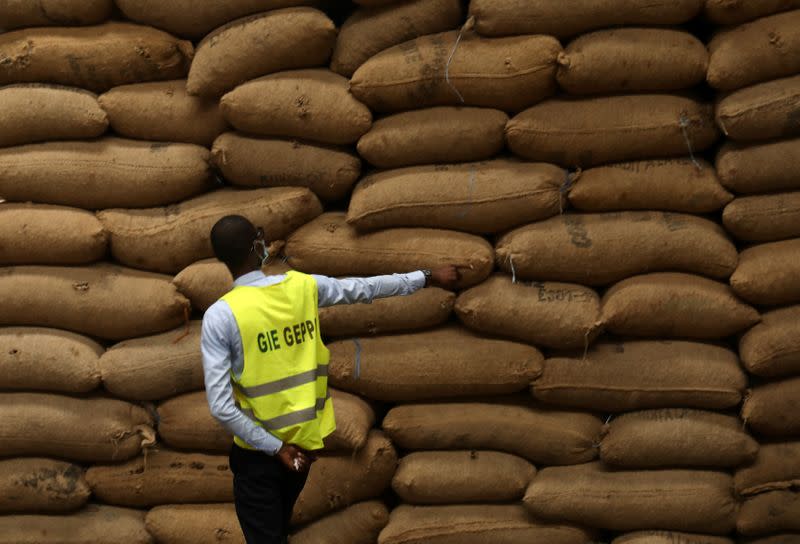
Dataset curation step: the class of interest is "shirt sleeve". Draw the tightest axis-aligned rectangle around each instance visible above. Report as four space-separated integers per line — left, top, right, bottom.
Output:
314 271 426 308
200 302 283 456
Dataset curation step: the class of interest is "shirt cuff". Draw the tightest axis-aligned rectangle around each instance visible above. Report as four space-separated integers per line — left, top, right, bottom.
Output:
409 270 426 289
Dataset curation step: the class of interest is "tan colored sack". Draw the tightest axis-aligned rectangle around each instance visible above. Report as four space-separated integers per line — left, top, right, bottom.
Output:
0 138 212 209
742 537 800 544
455 274 600 350
286 213 494 289
350 32 561 113
357 107 507 169
211 133 360 201
717 139 800 194
0 458 89 513
613 532 733 544
0 203 107 265
496 212 738 286
0 0 112 30
187 8 336 97
600 272 760 338
99 187 322 274
0 505 152 544
328 327 542 401
324 389 376 452
379 504 595 544
740 306 800 377
738 491 800 536
724 192 800 242
600 409 758 469
100 323 202 401
173 259 234 311
731 239 800 305
706 0 800 24
524 463 736 534
0 264 189 340
221 69 371 145
743 378 800 438
292 431 396 525
708 10 800 91
0 327 101 393
98 80 228 146
716 75 800 142
0 393 154 462
291 501 389 544
507 95 718 167
392 451 535 504
347 160 564 234
145 504 242 544
331 0 462 77
157 391 231 453
736 442 800 496
568 159 732 213
469 0 703 38
534 341 747 412
383 401 601 465
0 23 192 92
320 287 455 338
0 84 107 147
557 29 707 95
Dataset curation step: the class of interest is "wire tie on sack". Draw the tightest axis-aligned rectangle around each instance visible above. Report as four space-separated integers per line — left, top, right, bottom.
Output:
445 17 474 103
352 338 362 380
508 255 517 284
679 113 702 170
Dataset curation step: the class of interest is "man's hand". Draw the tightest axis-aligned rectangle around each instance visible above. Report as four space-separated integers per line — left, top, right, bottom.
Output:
276 444 313 473
429 265 460 289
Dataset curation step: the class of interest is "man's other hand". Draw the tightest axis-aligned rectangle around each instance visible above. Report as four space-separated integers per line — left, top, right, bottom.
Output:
277 444 311 473
430 265 460 289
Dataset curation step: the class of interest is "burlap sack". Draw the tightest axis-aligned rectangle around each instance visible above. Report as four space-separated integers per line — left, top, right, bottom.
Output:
0 264 189 340
717 139 800 194
708 10 800 91
524 463 736 534
328 327 542 401
740 306 800 377
568 159 732 213
0 138 212 209
291 501 389 544
211 133 361 201
0 0 112 29
392 451 535 504
600 272 760 339
0 84 107 147
736 442 800 496
285 213 494 289
0 203 107 265
98 80 228 146
0 23 192 92
324 389 376 452
320 287 455 338
731 239 800 305
469 0 703 38
495 212 737 286
716 75 800 142
99 187 322 274
347 160 565 234
0 458 89 513
0 327 102 393
533 341 747 412
724 192 800 242
331 0 462 77
706 0 800 23
220 69 371 145
187 8 336 97
0 505 152 544
114 0 317 38
350 31 561 113
292 431 396 525
743 538 800 544
383 401 601 465
157 391 231 453
743 378 800 437
145 504 242 544
357 107 507 169
557 29 707 95
600 409 758 469
613 532 733 544
0 393 154 462
455 274 600 350
738 491 800 536
100 322 203 401
506 95 718 167
379 504 595 544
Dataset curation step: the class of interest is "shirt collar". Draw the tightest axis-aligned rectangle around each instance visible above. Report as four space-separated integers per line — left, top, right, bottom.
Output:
233 270 266 287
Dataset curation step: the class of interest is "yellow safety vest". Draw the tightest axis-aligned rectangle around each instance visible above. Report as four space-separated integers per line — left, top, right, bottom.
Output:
221 271 335 451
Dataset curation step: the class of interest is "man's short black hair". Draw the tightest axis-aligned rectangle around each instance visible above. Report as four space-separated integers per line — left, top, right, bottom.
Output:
210 215 256 269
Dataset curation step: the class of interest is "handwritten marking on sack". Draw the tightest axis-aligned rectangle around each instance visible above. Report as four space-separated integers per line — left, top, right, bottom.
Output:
564 215 592 248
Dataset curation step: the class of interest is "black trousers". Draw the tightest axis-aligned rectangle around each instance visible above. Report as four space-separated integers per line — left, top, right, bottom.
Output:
229 443 309 544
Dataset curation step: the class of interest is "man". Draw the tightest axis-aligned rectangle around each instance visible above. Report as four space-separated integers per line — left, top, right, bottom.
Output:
201 215 458 543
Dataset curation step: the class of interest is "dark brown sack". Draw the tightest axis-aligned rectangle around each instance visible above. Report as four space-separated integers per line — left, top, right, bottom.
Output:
291 501 389 544
717 139 800 194
157 391 231 453
731 239 800 306
736 442 800 496
716 75 800 142
740 305 800 377
0 0 112 29
723 192 800 242
0 458 90 513
738 491 800 536
613 532 733 544
145 504 242 544
742 378 800 438
705 0 800 24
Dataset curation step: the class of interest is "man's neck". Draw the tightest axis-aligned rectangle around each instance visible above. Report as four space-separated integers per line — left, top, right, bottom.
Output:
230 266 260 282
